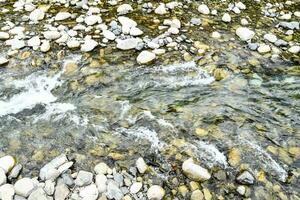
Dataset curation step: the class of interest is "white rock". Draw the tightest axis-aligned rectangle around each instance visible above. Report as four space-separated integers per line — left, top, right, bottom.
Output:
8 27 25 35
57 161 73 174
147 185 165 200
288 46 300 54
212 31 221 39
94 162 109 174
118 16 137 28
116 38 142 50
85 15 102 26
130 182 142 194
28 187 48 200
294 11 300 18
168 27 179 34
0 169 6 186
0 57 9 65
0 32 9 40
136 157 147 174
222 13 231 22
198 4 210 15
44 180 55 196
279 13 291 20
152 48 166 55
29 9 45 22
55 12 71 21
182 158 211 181
130 27 143 36
137 50 156 64
43 31 61 40
40 41 50 52
241 18 249 25
236 27 255 41
155 4 168 15
14 178 35 197
79 184 99 200
67 39 80 48
147 41 160 49
95 174 107 193
74 171 93 186
236 185 246 195
257 44 271 53
117 4 133 15
55 33 69 44
236 2 246 10
80 39 98 52
28 36 41 48
6 39 25 50
54 184 69 200
0 184 14 200
103 30 116 40
263 33 277 43
163 19 181 28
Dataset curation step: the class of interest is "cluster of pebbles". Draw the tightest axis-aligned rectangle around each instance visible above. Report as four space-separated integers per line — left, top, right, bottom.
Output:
0 154 258 200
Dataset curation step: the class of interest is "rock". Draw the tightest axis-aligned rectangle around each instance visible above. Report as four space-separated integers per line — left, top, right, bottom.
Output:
241 18 249 25
81 39 98 52
57 162 73 174
79 184 99 200
203 188 212 200
40 40 51 52
54 184 69 200
147 185 165 200
43 31 61 40
28 36 41 49
113 173 124 186
0 184 15 200
130 182 142 194
39 154 68 181
228 148 240 167
137 50 156 64
236 27 255 41
136 157 147 174
106 181 123 200
191 18 201 26
116 38 142 50
274 39 288 47
61 173 74 187
237 185 246 196
0 169 6 186
182 158 211 181
168 27 179 34
67 39 80 48
28 187 48 200
14 178 35 197
6 39 25 50
288 46 300 54
44 180 55 196
0 156 15 174
94 162 109 174
263 33 277 43
198 4 210 15
191 189 204 200
55 12 71 21
8 164 22 180
222 13 231 22
29 9 45 22
95 174 107 193
257 44 271 53
130 27 143 36
236 171 255 185
0 57 9 66
74 170 93 186
117 4 133 15
118 16 137 31
103 30 116 40
85 15 102 26
155 4 167 15
211 31 221 39
0 32 10 40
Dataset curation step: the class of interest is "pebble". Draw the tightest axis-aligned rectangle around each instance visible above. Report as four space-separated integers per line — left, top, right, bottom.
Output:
0 32 9 40
94 162 109 175
117 4 133 15
54 184 69 200
137 50 156 64
74 170 93 186
14 178 35 197
257 44 271 53
84 15 102 26
55 12 71 21
44 180 55 196
147 185 165 200
43 31 61 40
212 31 221 39
0 57 9 65
236 27 255 41
28 187 48 200
79 184 99 200
67 39 80 48
116 38 142 50
0 169 6 186
106 180 124 200
191 18 201 26
237 185 246 196
155 4 168 15
0 184 15 200
263 33 277 43
6 39 25 50
236 171 255 185
130 27 143 36
191 189 204 200
168 27 179 35
29 9 45 22
130 182 142 194
222 13 231 22
198 4 210 15
96 174 107 193
182 158 211 181
80 39 98 52
136 157 147 174
40 40 50 52
27 36 41 48
288 46 300 54
241 18 249 25
0 156 16 174
103 30 116 40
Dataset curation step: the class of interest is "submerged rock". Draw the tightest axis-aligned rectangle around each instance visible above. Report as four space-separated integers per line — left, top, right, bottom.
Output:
182 158 211 181
147 185 165 200
236 171 255 185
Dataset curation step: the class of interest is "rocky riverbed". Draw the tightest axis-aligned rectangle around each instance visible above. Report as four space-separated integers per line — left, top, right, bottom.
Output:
0 0 299 199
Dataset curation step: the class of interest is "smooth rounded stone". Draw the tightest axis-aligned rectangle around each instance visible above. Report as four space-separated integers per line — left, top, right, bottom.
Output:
288 46 300 54
55 12 71 21
85 15 102 26
182 158 211 181
117 4 133 15
54 184 69 200
106 180 124 200
79 184 99 200
237 185 246 196
94 162 109 175
0 168 6 186
191 189 204 200
61 173 74 187
118 16 137 29
136 157 147 174
130 27 143 36
211 31 221 39
29 9 45 21
137 50 156 64
280 13 291 20
198 4 210 15
163 19 181 28
67 39 80 48
44 180 55 196
27 36 41 48
263 33 277 43
147 185 165 200
0 184 15 200
278 21 299 30
190 18 201 26
113 173 124 186
257 44 271 53
155 3 167 15
43 31 61 40
28 187 48 200
103 30 116 40
75 171 93 187
295 11 300 17
0 156 15 174
81 39 98 52
241 18 249 25
130 182 142 194
57 162 73 174
14 178 35 197
236 171 255 185
8 164 22 180
116 38 142 50
40 40 50 52
236 27 255 41
0 57 9 65
0 32 10 40
248 43 258 50
168 27 179 35
39 155 67 180
152 48 165 55
222 13 231 22
95 174 107 193
6 39 25 50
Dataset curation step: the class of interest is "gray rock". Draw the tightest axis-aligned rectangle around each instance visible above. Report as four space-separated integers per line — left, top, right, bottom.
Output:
113 173 124 186
106 180 124 200
62 173 74 187
57 162 73 174
278 21 299 30
136 51 156 64
54 184 69 200
8 164 22 180
274 39 288 47
236 171 255 185
248 43 258 50
14 178 35 197
74 171 93 186
190 18 201 26
40 155 67 180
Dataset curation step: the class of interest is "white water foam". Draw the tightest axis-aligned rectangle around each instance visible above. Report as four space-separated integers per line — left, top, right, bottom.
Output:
33 103 76 122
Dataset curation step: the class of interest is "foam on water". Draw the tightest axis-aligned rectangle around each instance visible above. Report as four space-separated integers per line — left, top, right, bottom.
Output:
34 103 76 122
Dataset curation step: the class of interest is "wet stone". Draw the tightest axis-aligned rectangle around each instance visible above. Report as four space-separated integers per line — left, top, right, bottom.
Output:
54 183 69 200
106 180 124 200
74 170 93 186
14 178 35 197
236 171 255 185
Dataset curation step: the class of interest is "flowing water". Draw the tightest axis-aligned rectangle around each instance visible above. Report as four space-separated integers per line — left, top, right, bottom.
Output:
0 51 299 197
